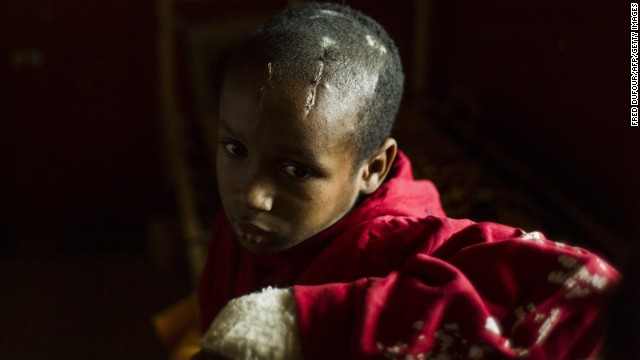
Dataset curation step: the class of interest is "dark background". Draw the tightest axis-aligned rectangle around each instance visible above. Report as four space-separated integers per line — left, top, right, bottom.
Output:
1 0 637 358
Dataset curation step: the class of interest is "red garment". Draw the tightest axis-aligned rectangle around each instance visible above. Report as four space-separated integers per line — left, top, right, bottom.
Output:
198 151 620 359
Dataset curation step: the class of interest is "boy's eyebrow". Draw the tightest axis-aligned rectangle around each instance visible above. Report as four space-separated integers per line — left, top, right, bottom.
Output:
218 117 327 167
217 119 240 137
279 145 318 164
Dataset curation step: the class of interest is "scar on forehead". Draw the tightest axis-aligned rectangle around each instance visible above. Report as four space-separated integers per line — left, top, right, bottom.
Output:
260 62 273 94
305 48 338 116
305 61 324 112
258 52 335 116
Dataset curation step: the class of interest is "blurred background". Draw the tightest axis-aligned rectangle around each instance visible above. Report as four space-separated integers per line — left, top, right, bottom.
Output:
1 0 637 358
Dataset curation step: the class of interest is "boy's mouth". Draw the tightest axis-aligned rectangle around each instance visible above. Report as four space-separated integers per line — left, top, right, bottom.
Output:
233 221 275 246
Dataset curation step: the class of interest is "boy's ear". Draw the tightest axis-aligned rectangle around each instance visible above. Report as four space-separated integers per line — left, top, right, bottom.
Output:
359 138 398 195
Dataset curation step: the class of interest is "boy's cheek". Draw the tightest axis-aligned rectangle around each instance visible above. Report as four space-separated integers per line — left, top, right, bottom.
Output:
216 164 242 195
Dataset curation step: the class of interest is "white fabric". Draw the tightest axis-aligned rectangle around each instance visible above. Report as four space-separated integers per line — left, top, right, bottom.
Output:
200 287 302 360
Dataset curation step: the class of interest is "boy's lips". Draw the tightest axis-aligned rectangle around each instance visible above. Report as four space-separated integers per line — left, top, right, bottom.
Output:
233 221 275 245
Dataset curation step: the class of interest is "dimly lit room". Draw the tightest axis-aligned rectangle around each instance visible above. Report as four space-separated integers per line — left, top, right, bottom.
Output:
1 0 637 359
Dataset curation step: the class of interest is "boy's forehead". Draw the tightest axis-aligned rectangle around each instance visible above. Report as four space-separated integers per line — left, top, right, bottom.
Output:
223 64 360 143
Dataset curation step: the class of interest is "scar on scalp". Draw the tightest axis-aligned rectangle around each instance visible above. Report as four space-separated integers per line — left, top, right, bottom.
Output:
305 50 337 114
305 61 324 111
260 62 273 94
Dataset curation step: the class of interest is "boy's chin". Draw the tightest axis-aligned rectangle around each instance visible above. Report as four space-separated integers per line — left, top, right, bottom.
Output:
237 239 278 254
235 233 296 255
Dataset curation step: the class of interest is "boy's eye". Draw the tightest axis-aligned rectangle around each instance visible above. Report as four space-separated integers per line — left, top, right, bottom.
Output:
281 164 312 179
220 141 248 157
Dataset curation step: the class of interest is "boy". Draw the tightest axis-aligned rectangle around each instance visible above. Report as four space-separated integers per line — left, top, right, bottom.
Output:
197 3 619 359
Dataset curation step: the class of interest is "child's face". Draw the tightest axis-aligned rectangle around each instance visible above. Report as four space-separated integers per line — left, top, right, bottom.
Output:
216 66 366 254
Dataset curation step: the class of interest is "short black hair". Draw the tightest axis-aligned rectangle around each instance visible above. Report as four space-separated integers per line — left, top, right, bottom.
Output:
225 2 404 167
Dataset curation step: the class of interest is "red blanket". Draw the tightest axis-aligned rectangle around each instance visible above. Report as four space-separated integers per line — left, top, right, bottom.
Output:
199 152 620 359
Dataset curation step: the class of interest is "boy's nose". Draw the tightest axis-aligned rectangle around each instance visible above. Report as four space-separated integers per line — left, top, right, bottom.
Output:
236 174 274 212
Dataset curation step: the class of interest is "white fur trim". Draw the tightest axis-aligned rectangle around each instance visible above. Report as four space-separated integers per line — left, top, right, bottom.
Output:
200 287 302 360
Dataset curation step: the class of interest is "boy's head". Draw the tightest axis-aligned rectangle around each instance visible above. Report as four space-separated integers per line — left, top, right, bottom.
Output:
217 2 404 254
